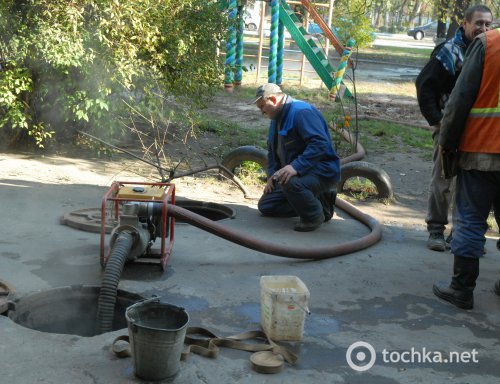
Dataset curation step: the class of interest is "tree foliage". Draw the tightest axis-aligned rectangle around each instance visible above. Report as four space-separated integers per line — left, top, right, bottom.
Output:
331 0 375 47
0 0 227 148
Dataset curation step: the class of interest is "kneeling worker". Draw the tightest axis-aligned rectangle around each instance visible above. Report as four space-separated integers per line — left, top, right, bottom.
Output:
252 83 339 232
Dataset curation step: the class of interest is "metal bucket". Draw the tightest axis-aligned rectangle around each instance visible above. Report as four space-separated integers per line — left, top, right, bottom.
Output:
126 299 189 381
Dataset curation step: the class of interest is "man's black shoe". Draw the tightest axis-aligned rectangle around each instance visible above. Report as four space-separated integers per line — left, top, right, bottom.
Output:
433 281 473 309
495 280 500 296
427 233 446 252
294 214 324 232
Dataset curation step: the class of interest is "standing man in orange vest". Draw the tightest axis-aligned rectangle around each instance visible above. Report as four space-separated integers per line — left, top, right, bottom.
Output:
416 5 493 252
433 27 500 310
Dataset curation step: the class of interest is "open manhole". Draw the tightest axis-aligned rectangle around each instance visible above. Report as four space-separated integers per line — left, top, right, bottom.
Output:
8 285 143 336
0 281 15 315
174 200 236 222
61 200 236 233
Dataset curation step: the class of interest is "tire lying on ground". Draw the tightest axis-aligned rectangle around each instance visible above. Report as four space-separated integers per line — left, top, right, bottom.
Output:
221 147 394 200
220 145 268 178
339 161 393 199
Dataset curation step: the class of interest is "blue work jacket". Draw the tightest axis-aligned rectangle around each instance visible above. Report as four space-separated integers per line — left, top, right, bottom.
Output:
267 97 340 182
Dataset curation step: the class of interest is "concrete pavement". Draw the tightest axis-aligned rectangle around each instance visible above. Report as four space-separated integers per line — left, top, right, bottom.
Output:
1 154 500 383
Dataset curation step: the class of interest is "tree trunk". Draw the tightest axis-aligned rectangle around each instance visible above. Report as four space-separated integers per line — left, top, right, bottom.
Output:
445 0 470 39
436 0 448 40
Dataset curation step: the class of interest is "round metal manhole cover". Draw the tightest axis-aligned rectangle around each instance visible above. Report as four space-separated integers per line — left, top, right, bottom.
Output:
60 200 236 233
60 207 117 233
8 285 143 336
0 281 15 315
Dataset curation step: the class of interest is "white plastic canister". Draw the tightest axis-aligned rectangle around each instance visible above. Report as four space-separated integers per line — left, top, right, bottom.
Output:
260 275 310 341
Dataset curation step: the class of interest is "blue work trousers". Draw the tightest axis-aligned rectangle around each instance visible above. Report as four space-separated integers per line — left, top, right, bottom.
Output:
258 173 335 222
451 169 500 259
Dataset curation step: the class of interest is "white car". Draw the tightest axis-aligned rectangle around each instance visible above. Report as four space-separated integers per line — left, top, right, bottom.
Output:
244 10 258 31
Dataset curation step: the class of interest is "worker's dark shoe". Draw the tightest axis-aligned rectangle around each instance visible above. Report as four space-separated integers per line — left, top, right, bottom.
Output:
433 255 479 310
318 189 336 222
445 232 453 244
427 233 446 252
294 214 324 232
494 280 500 296
445 231 453 249
433 282 473 309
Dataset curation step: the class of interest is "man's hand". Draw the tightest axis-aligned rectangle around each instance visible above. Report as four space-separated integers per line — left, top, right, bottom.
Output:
263 177 275 194
440 145 459 179
272 165 297 185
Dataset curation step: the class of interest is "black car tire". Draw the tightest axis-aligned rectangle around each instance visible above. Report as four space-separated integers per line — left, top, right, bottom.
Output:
338 161 393 199
220 145 268 178
415 30 424 40
246 23 257 31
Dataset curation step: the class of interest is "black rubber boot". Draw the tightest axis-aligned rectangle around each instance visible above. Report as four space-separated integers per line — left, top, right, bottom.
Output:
318 189 336 222
433 255 479 309
494 280 500 296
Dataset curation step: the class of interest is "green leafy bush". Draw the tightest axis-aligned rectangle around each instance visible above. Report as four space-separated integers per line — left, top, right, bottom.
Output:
0 0 227 148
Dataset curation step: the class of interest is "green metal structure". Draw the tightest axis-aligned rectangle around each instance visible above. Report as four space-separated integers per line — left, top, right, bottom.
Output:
219 0 353 99
277 0 352 98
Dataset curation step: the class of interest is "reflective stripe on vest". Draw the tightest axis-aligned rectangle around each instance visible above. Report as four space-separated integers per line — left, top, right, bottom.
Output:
459 28 500 153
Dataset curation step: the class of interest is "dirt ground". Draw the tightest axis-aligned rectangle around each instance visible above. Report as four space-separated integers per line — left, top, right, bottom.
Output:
197 87 433 230
0 86 435 234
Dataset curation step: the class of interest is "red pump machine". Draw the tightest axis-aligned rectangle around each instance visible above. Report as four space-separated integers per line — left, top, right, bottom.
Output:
100 181 175 270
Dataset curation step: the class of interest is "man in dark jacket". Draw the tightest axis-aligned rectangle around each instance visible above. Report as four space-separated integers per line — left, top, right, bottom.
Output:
433 27 500 310
253 83 339 232
415 5 493 252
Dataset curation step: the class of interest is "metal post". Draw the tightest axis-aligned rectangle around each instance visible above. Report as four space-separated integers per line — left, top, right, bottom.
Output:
299 12 309 85
325 0 335 58
277 19 285 85
268 0 279 83
329 38 356 101
256 1 266 82
234 5 245 87
224 0 238 92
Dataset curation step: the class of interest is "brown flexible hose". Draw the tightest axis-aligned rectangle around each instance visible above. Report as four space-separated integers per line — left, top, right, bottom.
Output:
163 127 383 259
167 197 381 260
337 127 366 164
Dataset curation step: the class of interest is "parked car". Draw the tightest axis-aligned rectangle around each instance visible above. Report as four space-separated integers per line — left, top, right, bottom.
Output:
243 10 258 31
407 21 439 40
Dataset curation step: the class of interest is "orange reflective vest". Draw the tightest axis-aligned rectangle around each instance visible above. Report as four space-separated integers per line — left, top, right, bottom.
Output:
459 28 500 153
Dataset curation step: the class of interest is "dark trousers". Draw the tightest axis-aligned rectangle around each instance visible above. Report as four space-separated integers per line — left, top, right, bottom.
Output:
426 125 453 234
451 169 500 259
258 173 335 222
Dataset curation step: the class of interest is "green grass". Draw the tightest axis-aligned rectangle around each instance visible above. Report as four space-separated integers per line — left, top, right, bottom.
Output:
355 80 417 98
358 119 433 159
195 117 268 149
342 177 378 200
356 45 432 67
233 160 267 186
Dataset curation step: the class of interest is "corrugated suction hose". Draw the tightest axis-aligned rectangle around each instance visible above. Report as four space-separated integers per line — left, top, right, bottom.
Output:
96 231 134 334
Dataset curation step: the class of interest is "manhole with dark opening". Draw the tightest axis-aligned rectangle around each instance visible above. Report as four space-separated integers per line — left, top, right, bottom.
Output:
8 285 143 336
174 200 236 223
60 200 235 233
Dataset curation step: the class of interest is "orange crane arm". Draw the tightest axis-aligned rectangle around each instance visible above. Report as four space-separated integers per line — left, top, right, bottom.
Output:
300 0 353 66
